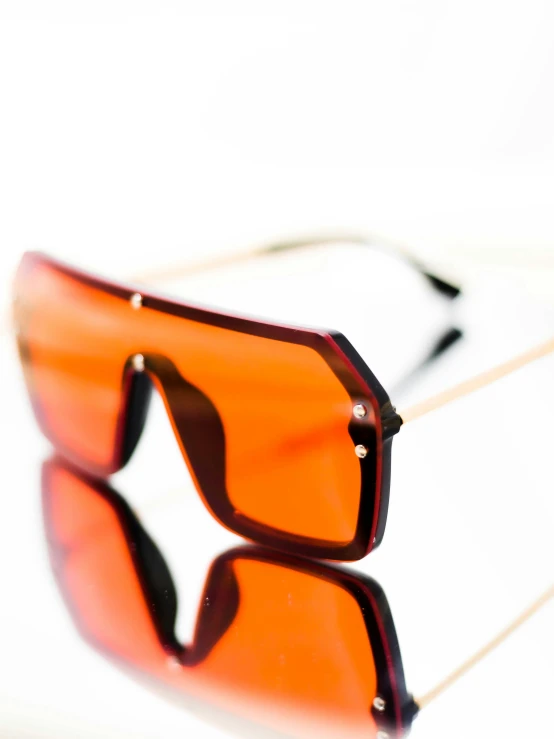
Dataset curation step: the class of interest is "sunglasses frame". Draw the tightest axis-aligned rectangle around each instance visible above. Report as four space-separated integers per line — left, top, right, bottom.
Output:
17 252 403 562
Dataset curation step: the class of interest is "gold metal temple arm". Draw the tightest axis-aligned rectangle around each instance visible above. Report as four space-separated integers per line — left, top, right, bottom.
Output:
399 336 554 424
132 232 461 298
132 240 283 284
131 233 369 282
415 584 554 710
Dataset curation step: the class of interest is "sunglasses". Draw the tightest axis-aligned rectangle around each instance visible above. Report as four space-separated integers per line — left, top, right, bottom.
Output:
43 457 552 739
15 238 554 561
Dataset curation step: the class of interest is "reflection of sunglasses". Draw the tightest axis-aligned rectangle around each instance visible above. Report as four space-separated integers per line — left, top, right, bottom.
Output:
42 456 414 739
42 456 552 739
19 236 554 560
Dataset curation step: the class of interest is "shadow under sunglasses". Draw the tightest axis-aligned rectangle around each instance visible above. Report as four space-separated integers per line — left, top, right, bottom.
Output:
41 456 418 739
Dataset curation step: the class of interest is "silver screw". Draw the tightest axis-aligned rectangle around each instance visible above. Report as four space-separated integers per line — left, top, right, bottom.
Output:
373 696 386 712
132 353 145 372
355 444 368 459
130 292 143 310
353 403 367 419
166 655 181 671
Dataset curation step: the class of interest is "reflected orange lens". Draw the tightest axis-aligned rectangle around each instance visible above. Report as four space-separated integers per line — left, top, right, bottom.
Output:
43 464 165 664
43 460 409 738
200 558 378 738
17 252 396 558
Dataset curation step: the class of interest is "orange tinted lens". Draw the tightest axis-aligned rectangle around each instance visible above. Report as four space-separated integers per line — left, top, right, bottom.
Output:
43 461 390 739
17 254 378 546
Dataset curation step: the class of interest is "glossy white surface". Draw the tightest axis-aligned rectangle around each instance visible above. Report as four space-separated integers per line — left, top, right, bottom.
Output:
0 245 553 739
0 3 553 736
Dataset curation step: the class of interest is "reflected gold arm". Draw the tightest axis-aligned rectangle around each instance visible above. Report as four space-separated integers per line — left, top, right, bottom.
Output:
415 584 554 710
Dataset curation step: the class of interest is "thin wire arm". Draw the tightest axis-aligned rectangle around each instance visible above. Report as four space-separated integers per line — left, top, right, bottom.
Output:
415 584 554 710
132 232 461 298
131 243 271 284
399 336 554 424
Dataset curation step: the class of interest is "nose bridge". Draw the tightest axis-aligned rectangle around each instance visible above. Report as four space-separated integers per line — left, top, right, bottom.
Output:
125 352 227 503
119 360 153 466
183 557 241 667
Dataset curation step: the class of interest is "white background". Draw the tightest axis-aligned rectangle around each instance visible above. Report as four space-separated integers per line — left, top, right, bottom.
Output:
0 2 553 738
